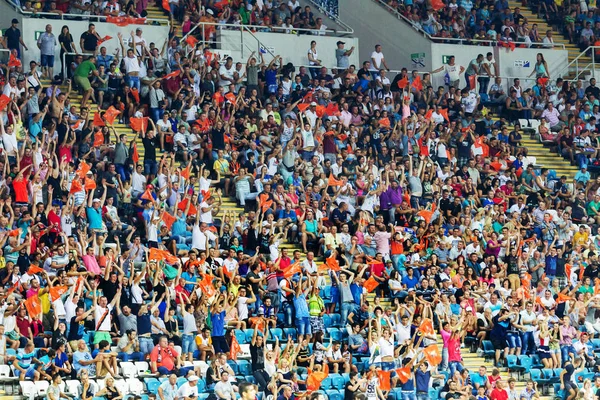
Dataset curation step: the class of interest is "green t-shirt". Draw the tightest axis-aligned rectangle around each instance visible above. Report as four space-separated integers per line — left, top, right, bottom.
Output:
587 200 600 216
74 60 97 78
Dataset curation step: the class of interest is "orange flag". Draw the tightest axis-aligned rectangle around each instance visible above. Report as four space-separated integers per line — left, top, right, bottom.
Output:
418 318 435 336
130 117 148 132
104 106 120 125
8 54 21 68
141 188 154 201
315 105 326 118
76 161 91 179
181 165 191 180
93 130 105 147
325 256 341 272
378 370 391 391
69 179 83 194
132 143 139 164
416 208 434 224
24 295 42 318
163 70 181 80
324 103 339 116
438 108 449 122
224 92 237 105
28 265 45 275
306 366 329 392
397 76 409 89
149 248 178 265
199 273 217 298
423 344 442 366
379 117 391 128
162 0 169 11
74 276 84 293
282 262 302 279
363 276 379 293
185 35 199 48
97 35 113 45
178 198 198 216
297 103 310 113
594 278 600 296
328 174 343 186
93 113 105 127
130 87 140 103
249 317 266 332
565 263 572 281
424 109 433 120
161 212 177 230
557 293 573 303
395 367 411 384
0 95 10 112
431 0 445 9
49 286 69 302
468 74 476 90
258 194 273 213
411 75 423 91
230 334 241 360
84 178 96 191
538 77 549 86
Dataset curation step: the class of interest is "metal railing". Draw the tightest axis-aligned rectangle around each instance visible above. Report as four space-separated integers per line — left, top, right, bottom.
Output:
373 0 566 49
302 0 355 34
5 0 170 24
555 46 598 82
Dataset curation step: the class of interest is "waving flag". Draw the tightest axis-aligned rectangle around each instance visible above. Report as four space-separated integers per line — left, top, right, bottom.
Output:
397 76 409 89
24 295 42 318
104 106 120 125
180 164 191 180
185 35 199 48
76 161 91 179
431 0 445 10
0 95 11 112
8 54 21 68
199 273 217 298
230 334 241 360
93 113 105 127
97 35 113 45
418 318 435 335
363 276 379 293
328 174 343 186
324 103 340 116
132 143 139 164
282 262 302 279
93 130 105 147
224 92 236 105
377 370 391 391
163 70 181 80
161 212 177 230
130 117 149 132
423 344 442 366
70 179 83 194
411 75 423 91
162 0 170 11
84 178 96 191
131 87 140 103
28 265 45 275
178 197 198 215
49 286 69 302
395 367 411 384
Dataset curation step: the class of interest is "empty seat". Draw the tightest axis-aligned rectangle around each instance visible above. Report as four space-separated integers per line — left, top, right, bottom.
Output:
120 362 137 379
35 381 50 397
128 379 144 395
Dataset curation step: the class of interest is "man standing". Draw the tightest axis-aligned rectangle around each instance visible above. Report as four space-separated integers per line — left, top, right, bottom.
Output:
335 41 354 70
370 44 390 75
5 19 27 57
37 24 57 79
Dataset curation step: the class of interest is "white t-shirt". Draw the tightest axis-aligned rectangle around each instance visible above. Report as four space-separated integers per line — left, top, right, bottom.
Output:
445 64 460 82
129 35 147 56
94 304 114 331
123 56 141 73
237 297 250 320
218 65 235 89
371 51 385 70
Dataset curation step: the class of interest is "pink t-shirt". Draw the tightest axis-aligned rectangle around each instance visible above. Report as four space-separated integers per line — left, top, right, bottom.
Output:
373 231 391 256
447 335 462 363
82 254 101 275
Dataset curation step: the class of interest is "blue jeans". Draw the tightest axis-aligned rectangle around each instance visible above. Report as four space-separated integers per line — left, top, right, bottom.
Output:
115 163 129 182
449 361 463 376
150 107 164 122
341 302 354 325
139 337 154 355
508 332 522 349
522 331 535 355
402 391 416 400
127 75 140 91
561 345 575 366
282 302 294 327
118 352 144 362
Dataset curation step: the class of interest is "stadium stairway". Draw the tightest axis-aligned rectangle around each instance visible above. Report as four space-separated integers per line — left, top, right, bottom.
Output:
521 134 579 180
145 4 184 38
508 0 592 80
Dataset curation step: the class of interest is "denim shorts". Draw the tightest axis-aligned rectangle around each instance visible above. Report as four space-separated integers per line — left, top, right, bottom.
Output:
296 317 312 336
182 334 197 354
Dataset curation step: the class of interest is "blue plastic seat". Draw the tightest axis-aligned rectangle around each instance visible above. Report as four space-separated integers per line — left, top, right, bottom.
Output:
518 355 532 372
331 374 345 390
323 314 332 327
176 377 188 388
284 328 297 340
197 379 206 392
244 329 256 343
244 375 256 384
227 360 239 375
327 328 342 342
321 377 332 390
530 354 542 369
506 355 523 374
429 388 440 400
234 329 247 344
145 378 160 394
270 328 284 342
331 313 341 327
238 360 252 376
482 340 495 359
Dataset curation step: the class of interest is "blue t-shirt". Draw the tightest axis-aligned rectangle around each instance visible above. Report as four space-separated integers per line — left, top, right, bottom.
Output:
211 311 226 337
17 351 36 368
415 369 431 393
293 293 310 318
402 275 419 289
86 206 103 230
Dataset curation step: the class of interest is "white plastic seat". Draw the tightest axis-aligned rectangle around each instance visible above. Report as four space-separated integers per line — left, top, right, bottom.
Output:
238 344 251 359
135 361 157 378
127 378 144 395
0 365 15 380
35 381 50 397
96 378 107 391
20 381 36 400
120 362 137 378
114 378 129 395
65 380 81 396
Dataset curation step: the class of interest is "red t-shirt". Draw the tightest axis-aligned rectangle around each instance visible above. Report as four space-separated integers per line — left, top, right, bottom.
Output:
370 262 385 277
150 345 178 372
490 388 508 400
13 178 28 203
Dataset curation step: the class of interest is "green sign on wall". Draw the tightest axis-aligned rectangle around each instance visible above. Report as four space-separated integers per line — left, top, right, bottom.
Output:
442 55 453 64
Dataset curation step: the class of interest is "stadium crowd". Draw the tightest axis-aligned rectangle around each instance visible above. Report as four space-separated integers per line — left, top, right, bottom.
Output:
5 1 600 400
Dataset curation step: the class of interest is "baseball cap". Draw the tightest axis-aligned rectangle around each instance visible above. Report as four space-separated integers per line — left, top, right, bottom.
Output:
337 41 345 45
188 375 199 382
11 19 18 24
310 101 317 106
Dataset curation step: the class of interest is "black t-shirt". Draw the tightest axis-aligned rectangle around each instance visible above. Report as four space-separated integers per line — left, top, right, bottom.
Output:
344 381 358 400
457 136 473 157
211 127 225 150
504 255 519 275
5 27 21 50
142 136 157 161
99 277 119 303
249 343 264 371
68 315 85 341
81 31 99 52
586 85 600 99
246 271 261 295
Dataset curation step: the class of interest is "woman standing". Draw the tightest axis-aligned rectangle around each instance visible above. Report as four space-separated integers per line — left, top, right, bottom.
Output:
529 53 550 79
58 26 77 80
